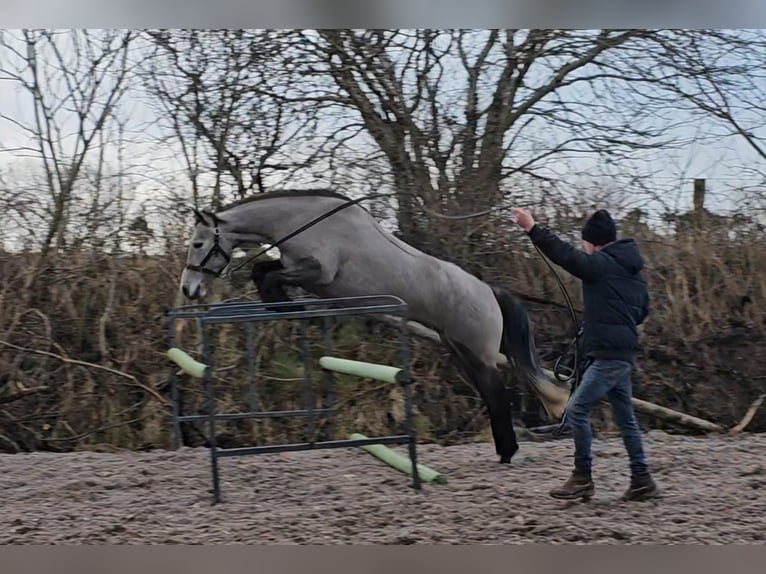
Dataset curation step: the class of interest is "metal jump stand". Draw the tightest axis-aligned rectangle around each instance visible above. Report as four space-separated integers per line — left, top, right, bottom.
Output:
164 295 421 503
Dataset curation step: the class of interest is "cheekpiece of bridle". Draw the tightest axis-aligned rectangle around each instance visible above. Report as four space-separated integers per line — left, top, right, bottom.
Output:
185 221 231 277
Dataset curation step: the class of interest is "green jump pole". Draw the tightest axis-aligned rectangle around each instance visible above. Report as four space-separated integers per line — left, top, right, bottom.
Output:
321 356 446 484
319 356 402 384
348 432 447 485
167 347 211 378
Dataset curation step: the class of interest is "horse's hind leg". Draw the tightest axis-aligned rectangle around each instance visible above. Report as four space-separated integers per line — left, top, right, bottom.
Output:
444 336 519 464
490 368 519 463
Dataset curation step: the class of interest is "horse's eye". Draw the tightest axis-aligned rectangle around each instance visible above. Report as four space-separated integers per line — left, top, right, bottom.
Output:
193 242 203 249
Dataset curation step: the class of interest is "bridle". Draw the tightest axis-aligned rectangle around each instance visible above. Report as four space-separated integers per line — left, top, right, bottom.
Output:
185 222 232 277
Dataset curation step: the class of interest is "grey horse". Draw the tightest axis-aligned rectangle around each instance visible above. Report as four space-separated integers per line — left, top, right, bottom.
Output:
180 189 562 463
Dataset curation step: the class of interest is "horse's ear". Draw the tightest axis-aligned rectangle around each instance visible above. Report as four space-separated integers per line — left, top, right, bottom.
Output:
192 208 207 226
204 210 225 226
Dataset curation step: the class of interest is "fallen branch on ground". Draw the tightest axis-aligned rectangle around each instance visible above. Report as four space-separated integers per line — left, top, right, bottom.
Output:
729 393 765 434
630 397 723 433
378 315 725 434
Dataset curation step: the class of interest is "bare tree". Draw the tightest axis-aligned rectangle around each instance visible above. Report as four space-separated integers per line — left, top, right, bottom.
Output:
643 31 765 162
140 29 317 209
266 29 764 251
277 31 648 241
630 30 766 215
129 29 766 247
0 29 134 335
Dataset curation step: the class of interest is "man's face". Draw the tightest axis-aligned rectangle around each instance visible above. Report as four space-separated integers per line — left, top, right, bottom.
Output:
583 240 596 255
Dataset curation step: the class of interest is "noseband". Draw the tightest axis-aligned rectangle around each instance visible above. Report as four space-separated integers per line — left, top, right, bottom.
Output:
185 223 231 277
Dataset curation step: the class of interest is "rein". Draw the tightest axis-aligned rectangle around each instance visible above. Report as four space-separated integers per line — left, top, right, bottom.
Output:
532 242 583 388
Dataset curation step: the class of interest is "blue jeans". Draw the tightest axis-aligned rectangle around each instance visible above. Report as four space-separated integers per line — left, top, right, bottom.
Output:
564 359 648 477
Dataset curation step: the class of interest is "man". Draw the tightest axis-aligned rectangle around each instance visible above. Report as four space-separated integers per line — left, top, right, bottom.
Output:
512 207 659 502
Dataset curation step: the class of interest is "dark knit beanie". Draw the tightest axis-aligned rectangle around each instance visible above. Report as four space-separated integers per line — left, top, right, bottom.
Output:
581 209 617 246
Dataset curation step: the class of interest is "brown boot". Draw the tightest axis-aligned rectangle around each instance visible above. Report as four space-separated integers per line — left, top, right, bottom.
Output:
622 473 659 501
549 467 594 500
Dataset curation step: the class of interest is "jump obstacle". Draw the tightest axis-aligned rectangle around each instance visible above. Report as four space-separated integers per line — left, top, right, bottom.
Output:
165 295 445 503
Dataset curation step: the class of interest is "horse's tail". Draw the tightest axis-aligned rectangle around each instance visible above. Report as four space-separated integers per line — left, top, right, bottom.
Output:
490 285 541 377
490 285 567 419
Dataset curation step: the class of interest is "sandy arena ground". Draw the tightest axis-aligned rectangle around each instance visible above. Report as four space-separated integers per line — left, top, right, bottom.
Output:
1 431 764 544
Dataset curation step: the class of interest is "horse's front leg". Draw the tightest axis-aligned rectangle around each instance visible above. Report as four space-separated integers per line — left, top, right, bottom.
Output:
257 256 324 312
251 258 290 303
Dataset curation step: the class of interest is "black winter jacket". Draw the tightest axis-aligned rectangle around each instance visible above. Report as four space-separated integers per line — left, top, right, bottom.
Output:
528 225 650 363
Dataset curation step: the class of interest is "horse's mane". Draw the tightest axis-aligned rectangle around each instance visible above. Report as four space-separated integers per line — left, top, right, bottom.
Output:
217 189 352 213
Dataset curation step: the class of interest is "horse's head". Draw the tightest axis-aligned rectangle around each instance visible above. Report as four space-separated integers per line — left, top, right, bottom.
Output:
180 208 234 300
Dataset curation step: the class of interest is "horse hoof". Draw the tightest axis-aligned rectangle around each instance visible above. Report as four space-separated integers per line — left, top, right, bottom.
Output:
499 456 511 464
